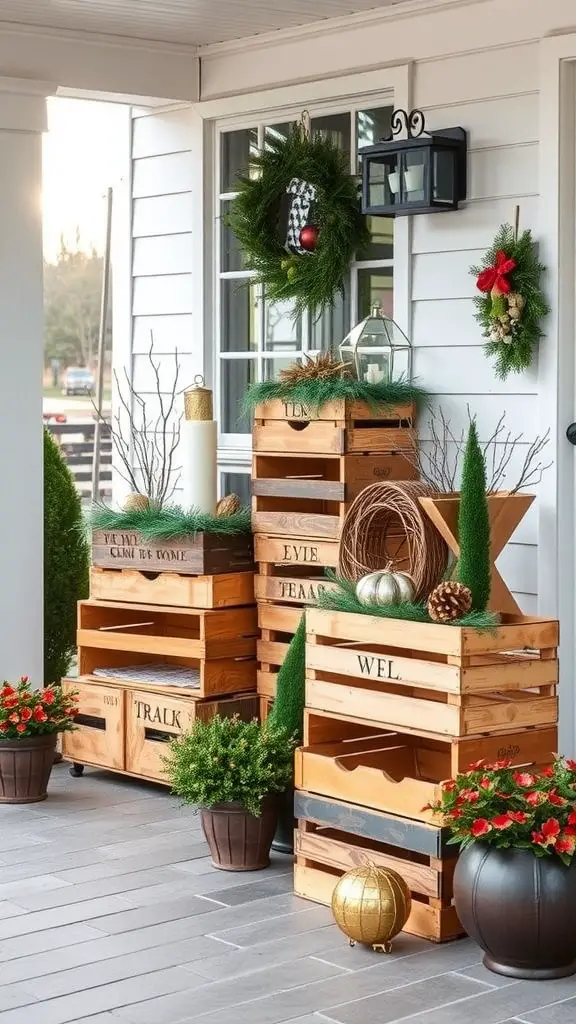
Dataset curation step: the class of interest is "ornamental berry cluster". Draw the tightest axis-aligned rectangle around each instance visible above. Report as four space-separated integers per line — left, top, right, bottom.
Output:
427 756 576 866
0 678 79 738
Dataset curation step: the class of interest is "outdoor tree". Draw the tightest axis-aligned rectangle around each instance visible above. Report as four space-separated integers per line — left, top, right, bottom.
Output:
44 234 110 368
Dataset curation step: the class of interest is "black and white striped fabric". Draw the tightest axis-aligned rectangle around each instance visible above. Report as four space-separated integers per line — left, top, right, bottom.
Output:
285 176 317 255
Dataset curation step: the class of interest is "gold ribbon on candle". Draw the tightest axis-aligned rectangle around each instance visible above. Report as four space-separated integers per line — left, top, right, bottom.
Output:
183 375 213 421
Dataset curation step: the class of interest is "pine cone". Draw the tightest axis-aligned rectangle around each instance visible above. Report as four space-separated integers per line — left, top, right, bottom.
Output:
215 493 241 517
427 581 473 623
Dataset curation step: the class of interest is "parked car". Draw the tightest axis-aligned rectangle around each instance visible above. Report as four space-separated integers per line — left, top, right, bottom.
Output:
64 367 95 396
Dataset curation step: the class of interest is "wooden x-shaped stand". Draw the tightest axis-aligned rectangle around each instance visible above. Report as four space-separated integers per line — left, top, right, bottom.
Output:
419 492 535 615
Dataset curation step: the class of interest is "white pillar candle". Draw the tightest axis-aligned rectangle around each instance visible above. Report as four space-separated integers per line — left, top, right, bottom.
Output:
182 419 218 514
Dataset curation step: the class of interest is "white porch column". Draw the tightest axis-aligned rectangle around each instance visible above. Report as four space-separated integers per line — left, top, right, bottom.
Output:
0 80 53 685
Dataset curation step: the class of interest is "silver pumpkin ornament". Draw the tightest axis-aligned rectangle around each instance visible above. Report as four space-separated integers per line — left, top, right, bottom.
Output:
356 569 415 607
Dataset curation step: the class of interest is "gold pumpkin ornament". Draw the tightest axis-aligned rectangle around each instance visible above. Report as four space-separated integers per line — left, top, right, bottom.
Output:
331 865 412 953
355 567 415 607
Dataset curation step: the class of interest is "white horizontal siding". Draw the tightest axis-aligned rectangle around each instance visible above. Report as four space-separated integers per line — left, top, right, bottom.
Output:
469 144 538 201
413 347 538 395
132 109 192 159
426 93 538 151
133 314 194 354
132 352 197 393
412 196 539 255
133 193 194 237
133 151 195 199
132 274 194 316
133 234 194 276
414 44 539 109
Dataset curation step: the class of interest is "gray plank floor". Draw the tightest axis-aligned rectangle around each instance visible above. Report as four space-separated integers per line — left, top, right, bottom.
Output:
0 765 572 1024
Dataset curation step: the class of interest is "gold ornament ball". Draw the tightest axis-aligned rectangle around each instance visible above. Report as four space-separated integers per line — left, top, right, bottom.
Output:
331 865 411 952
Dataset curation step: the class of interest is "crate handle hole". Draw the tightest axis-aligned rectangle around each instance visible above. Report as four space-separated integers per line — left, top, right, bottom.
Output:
141 572 161 581
287 420 310 432
75 713 106 731
144 727 173 744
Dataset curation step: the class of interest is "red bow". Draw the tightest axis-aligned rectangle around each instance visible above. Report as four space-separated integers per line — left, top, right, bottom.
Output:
476 249 516 295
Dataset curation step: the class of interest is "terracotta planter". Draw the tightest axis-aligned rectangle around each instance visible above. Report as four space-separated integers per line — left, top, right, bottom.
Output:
454 842 576 979
200 796 279 871
0 733 57 803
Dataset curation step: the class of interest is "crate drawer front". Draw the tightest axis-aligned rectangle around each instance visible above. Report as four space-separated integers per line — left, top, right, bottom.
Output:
253 399 415 422
62 680 124 770
255 573 334 607
90 568 255 609
253 421 344 454
92 530 254 575
255 536 339 569
252 511 342 540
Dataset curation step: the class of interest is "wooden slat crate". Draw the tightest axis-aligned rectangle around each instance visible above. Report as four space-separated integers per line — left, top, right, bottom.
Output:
257 603 302 699
294 791 462 943
253 400 416 455
306 608 559 739
92 529 254 574
62 676 258 784
90 567 255 609
255 535 339 571
303 708 559 778
251 451 416 539
77 599 258 698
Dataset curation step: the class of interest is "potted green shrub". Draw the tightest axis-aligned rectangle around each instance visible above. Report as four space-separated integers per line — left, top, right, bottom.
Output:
0 678 79 802
163 715 296 871
429 756 576 979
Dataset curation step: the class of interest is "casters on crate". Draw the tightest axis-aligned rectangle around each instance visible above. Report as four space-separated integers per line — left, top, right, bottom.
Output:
372 941 393 954
69 763 84 778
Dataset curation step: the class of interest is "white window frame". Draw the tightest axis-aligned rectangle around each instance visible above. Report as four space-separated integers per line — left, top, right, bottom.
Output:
195 64 413 459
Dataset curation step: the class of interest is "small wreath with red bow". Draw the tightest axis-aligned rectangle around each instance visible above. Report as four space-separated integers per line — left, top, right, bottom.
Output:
471 223 549 379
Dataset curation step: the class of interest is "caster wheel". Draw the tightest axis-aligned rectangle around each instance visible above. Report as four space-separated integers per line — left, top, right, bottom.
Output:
69 763 84 778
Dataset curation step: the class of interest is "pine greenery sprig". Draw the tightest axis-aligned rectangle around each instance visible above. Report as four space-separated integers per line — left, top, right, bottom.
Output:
87 502 252 539
243 376 429 415
228 125 369 316
316 571 500 630
456 421 491 611
471 224 549 379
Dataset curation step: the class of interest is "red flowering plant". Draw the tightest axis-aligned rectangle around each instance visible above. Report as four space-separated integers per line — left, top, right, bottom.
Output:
0 678 79 739
426 756 576 867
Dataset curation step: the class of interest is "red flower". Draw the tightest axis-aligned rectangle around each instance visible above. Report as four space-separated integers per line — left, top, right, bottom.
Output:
449 808 463 819
525 790 546 807
32 707 47 723
565 759 576 772
458 789 480 804
8 713 19 724
19 692 32 703
19 676 29 684
470 818 492 837
513 772 536 788
564 826 576 837
442 779 456 792
43 690 55 705
0 686 14 698
549 791 568 807
507 811 530 824
555 833 576 856
532 830 545 846
479 776 493 790
567 811 576 826
541 766 555 778
2 696 17 708
467 759 487 771
492 814 513 830
15 723 27 734
476 250 517 296
540 818 561 846
488 759 513 770
19 707 32 722
0 722 9 733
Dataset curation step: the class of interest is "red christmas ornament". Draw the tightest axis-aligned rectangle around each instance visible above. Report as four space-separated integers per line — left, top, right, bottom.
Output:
476 249 517 296
299 225 319 252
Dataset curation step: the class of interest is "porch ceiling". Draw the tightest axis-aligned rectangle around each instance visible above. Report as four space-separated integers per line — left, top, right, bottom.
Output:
1 0 422 47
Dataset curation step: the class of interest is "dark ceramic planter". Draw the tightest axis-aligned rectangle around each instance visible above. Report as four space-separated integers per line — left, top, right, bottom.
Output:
271 787 294 854
200 796 279 871
454 842 576 979
0 733 57 803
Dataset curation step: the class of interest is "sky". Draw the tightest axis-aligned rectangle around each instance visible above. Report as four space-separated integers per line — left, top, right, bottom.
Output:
42 98 128 261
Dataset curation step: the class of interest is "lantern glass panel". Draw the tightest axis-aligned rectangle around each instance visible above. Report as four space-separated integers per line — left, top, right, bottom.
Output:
402 150 427 205
433 148 456 205
368 153 399 209
339 302 412 384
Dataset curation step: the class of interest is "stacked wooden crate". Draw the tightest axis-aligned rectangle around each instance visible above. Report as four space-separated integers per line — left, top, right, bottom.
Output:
294 607 559 942
252 397 417 719
62 529 259 783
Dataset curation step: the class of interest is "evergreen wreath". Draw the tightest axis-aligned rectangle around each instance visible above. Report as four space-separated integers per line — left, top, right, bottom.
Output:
229 120 369 315
471 219 549 380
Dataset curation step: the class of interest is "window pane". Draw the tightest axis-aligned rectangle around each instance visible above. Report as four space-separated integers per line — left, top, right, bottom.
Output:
357 107 393 163
264 298 302 354
220 360 255 433
220 201 244 272
220 471 251 504
357 107 394 260
265 122 292 149
357 268 393 319
357 216 394 262
220 280 258 352
312 112 350 158
220 128 258 193
310 283 350 352
262 356 300 381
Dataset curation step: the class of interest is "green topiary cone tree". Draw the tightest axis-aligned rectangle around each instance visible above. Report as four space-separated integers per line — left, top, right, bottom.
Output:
44 429 90 685
456 420 491 611
268 615 306 741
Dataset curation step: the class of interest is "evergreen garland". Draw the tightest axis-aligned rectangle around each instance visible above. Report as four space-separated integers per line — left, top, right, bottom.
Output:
471 224 549 379
229 125 369 315
267 616 306 741
243 376 429 415
87 502 251 539
456 421 491 611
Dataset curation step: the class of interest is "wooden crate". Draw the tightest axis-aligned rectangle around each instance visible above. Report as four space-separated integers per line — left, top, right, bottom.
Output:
294 791 462 943
62 678 124 771
306 608 558 739
295 724 558 824
77 600 258 698
251 451 416 539
253 399 416 455
63 676 258 784
303 708 559 778
90 567 255 609
255 534 339 571
259 696 273 723
92 529 254 574
257 603 301 698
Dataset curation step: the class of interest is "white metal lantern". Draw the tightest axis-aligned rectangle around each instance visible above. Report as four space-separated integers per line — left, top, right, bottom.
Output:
338 302 413 383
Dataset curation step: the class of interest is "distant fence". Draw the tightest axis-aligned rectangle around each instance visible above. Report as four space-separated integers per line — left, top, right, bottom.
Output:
46 421 112 501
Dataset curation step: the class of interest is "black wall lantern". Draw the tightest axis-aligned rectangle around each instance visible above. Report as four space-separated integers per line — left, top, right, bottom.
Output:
360 109 467 217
